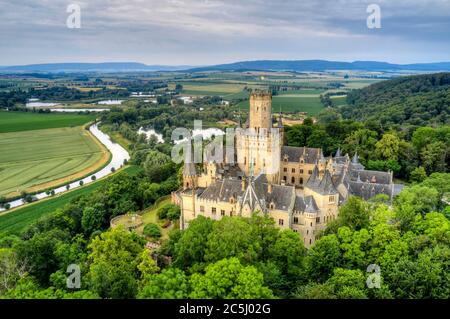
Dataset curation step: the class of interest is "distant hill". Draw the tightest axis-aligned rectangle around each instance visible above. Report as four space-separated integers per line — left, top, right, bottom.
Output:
340 72 450 126
2 60 450 74
0 62 194 73
187 60 450 72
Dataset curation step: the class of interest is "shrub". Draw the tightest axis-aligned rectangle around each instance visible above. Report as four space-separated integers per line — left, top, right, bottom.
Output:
143 223 162 239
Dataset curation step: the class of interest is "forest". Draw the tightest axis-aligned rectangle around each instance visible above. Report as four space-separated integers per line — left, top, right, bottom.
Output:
341 72 449 127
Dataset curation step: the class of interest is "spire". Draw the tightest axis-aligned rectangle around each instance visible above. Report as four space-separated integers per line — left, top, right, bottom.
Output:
318 170 338 194
352 151 359 164
306 165 320 188
335 147 341 157
183 139 197 176
278 107 283 128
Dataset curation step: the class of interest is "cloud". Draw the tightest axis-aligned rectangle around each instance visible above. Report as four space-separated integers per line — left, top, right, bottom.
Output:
0 0 449 65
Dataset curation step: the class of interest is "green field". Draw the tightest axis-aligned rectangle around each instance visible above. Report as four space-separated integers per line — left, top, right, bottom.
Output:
0 166 142 234
0 125 108 198
0 111 96 133
237 96 324 115
331 95 348 107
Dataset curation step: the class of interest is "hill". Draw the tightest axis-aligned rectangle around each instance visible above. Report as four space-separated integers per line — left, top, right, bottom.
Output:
2 60 450 74
187 60 450 72
340 72 450 126
0 62 194 73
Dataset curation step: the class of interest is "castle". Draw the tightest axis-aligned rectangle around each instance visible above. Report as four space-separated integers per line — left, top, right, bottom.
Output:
173 91 401 247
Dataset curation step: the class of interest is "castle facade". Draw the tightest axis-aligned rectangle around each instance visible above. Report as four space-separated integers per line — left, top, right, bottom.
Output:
174 91 401 247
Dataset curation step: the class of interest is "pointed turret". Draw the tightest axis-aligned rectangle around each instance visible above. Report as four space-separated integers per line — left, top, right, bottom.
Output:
335 147 342 157
352 152 359 164
278 108 283 128
306 165 320 188
317 170 338 195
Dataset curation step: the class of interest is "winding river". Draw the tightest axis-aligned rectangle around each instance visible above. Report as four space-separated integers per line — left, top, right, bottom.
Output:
0 123 130 212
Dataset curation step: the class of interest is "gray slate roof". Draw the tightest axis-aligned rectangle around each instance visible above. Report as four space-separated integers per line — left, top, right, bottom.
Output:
281 146 322 164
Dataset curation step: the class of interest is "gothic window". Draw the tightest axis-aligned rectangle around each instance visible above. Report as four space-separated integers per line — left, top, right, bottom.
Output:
284 167 287 172
294 217 298 224
221 210 225 216
300 177 304 184
278 219 284 226
291 177 295 184
212 207 216 214
292 168 295 173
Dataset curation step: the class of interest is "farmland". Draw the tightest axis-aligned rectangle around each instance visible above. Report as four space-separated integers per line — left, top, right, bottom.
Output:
0 110 96 133
0 111 108 198
237 95 324 115
0 165 142 234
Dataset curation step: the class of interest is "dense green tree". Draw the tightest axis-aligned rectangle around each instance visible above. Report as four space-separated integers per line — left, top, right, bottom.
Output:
189 258 274 299
410 166 427 183
138 268 189 299
305 234 341 282
327 196 371 233
326 268 368 299
204 217 260 264
375 133 400 161
86 226 144 299
268 230 306 280
172 216 214 270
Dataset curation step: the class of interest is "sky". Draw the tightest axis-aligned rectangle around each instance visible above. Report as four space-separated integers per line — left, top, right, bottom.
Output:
1 0 449 66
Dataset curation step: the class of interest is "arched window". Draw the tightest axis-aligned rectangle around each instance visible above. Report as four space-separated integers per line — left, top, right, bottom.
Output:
291 177 295 184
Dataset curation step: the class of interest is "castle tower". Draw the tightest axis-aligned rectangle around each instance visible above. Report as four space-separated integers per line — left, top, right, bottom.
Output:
249 91 272 131
236 90 282 183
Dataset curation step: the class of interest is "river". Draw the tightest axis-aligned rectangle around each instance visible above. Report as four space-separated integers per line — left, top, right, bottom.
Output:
0 123 130 212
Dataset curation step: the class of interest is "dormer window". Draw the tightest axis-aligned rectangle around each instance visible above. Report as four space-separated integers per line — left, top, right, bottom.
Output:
269 202 275 210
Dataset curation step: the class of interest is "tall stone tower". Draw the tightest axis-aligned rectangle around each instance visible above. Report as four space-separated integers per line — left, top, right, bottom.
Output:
249 91 272 131
236 90 282 183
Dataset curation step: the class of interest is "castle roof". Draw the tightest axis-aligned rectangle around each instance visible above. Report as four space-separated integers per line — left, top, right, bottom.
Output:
305 165 320 188
317 170 339 195
294 195 319 214
198 179 242 202
348 169 392 185
281 146 322 164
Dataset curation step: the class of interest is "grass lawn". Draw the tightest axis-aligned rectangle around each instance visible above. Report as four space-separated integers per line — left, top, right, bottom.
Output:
0 166 142 234
0 126 109 198
0 110 96 133
237 96 324 115
140 196 174 240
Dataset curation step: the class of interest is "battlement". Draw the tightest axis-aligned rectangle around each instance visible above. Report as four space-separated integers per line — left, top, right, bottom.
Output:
250 90 272 99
